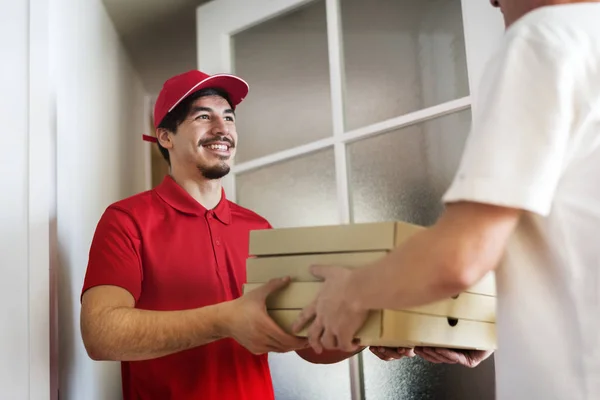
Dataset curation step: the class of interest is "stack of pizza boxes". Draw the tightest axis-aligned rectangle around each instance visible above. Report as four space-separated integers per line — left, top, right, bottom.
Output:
243 221 497 350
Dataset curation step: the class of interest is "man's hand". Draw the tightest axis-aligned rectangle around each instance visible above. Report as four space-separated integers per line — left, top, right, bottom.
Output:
414 347 493 368
369 346 415 361
370 346 492 368
223 277 309 355
291 265 368 354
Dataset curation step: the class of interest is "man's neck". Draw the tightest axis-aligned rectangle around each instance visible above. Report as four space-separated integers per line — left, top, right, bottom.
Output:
169 167 223 210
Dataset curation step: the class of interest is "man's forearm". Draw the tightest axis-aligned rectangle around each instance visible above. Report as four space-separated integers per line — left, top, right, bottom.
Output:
82 302 232 362
349 203 518 311
349 228 485 312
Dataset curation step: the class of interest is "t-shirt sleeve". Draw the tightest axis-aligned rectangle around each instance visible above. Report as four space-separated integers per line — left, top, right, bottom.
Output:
442 32 576 216
81 206 143 302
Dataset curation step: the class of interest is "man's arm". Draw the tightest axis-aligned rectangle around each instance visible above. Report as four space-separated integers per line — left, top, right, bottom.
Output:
350 201 521 311
80 285 228 361
81 277 308 362
292 202 520 353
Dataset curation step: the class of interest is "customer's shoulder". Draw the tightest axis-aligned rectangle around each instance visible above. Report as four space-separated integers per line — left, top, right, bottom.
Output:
506 4 600 51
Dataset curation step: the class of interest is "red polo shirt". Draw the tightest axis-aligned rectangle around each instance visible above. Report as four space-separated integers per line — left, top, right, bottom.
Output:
81 175 274 400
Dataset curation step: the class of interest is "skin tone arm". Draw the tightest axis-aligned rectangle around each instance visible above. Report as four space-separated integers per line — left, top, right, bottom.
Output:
81 277 309 361
292 201 521 353
352 201 521 310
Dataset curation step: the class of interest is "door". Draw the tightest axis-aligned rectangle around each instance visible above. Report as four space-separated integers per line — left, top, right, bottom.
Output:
196 0 503 399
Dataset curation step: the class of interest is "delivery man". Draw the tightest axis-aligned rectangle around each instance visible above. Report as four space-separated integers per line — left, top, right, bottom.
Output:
293 1 600 399
79 70 361 400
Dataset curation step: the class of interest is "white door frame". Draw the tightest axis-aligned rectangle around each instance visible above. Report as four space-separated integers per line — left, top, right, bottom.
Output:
30 0 52 398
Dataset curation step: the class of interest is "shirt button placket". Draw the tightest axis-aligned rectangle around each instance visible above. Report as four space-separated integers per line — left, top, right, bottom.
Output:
206 212 223 269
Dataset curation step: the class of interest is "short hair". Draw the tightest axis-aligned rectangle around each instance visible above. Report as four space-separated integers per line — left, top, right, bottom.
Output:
156 87 233 165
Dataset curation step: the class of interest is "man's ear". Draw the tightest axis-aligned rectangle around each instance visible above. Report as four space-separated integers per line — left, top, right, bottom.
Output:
156 128 173 149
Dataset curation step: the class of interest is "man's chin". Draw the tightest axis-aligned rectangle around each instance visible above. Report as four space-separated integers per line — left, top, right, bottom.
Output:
198 164 231 180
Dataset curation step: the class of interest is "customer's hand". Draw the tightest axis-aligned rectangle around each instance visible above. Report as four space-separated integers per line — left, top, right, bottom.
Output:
223 277 309 355
369 346 416 361
414 347 493 368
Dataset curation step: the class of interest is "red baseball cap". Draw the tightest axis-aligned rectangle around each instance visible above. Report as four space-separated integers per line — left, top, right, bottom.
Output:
142 70 249 143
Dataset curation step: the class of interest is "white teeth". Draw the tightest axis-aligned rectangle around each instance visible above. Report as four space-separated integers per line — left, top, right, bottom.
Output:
206 144 228 151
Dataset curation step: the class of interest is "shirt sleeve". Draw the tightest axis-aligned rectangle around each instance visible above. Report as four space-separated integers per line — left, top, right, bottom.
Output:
442 32 576 216
81 206 143 302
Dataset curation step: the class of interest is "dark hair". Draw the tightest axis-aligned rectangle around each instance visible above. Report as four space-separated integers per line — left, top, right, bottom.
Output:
156 87 233 165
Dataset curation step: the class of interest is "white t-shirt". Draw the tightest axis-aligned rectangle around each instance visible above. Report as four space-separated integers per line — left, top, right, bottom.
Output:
443 4 600 400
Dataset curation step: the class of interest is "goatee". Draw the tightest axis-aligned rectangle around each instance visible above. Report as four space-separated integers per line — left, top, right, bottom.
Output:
198 162 230 180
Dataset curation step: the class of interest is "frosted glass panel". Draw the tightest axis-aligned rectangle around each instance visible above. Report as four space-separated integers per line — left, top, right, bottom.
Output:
362 350 496 400
232 0 332 162
348 108 496 398
236 148 349 399
236 149 338 229
341 0 469 130
269 353 353 400
348 109 472 227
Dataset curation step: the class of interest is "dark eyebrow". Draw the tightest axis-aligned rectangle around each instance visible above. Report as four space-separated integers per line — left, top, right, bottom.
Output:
189 106 236 116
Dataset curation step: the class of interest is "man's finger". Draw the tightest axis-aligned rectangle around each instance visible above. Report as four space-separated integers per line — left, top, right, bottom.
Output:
380 347 404 360
414 347 444 363
399 347 416 358
423 348 460 364
270 332 308 352
369 347 387 360
417 347 457 364
309 264 331 280
337 331 360 353
258 277 291 299
292 301 317 333
307 319 324 354
429 348 465 364
262 314 309 351
321 329 337 350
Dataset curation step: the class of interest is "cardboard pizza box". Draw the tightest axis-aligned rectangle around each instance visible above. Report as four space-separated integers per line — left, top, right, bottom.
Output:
246 254 496 297
269 309 496 350
243 282 496 323
246 251 388 283
248 221 423 256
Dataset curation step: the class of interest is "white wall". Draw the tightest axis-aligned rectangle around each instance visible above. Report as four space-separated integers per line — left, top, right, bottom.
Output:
51 0 150 398
1 0 52 398
0 1 40 398
1 0 148 398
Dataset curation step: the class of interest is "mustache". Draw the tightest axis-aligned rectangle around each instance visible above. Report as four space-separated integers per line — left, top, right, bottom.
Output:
198 136 235 148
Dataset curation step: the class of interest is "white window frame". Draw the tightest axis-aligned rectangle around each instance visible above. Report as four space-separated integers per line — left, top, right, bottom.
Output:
196 1 503 399
197 0 471 222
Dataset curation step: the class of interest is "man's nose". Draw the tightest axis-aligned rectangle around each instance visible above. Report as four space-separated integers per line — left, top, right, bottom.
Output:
211 117 229 135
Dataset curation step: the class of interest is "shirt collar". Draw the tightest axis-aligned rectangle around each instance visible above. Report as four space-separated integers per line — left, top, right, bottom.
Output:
155 175 231 224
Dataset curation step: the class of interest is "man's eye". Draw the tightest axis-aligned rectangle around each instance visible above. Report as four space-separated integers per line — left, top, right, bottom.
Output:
225 116 235 122
196 114 209 120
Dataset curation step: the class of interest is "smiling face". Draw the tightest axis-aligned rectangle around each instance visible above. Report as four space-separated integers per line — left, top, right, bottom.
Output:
157 90 238 180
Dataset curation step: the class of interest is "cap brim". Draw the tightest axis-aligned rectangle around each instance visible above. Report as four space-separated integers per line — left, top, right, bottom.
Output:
168 73 249 113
